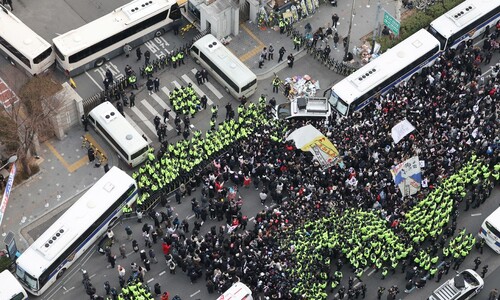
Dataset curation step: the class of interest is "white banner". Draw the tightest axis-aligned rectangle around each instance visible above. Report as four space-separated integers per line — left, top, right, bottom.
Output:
391 119 416 144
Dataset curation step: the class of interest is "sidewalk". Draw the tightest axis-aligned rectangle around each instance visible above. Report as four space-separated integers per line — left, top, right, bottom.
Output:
226 0 399 79
2 126 119 251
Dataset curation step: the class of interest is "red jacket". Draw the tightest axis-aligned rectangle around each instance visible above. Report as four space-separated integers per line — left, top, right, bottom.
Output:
162 242 170 255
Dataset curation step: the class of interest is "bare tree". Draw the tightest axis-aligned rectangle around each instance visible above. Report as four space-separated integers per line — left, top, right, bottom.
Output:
0 75 62 177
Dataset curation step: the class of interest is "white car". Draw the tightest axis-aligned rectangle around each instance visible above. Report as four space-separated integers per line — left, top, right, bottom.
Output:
428 269 484 300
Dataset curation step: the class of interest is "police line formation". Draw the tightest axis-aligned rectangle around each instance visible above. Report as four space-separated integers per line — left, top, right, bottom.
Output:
108 45 499 299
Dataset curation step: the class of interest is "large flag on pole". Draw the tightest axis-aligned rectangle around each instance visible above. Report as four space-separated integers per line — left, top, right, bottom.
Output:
0 163 17 226
390 156 422 197
286 125 340 169
391 119 415 144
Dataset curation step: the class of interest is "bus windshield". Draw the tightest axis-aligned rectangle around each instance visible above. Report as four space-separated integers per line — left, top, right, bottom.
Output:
132 146 149 160
276 103 291 119
329 92 349 116
15 267 38 291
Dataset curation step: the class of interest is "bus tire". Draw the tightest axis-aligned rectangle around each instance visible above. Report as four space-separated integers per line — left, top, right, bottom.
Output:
94 57 106 68
108 217 119 228
56 268 66 279
155 29 165 37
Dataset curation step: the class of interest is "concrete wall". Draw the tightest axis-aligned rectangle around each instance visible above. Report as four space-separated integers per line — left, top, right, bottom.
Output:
51 82 83 140
200 0 240 39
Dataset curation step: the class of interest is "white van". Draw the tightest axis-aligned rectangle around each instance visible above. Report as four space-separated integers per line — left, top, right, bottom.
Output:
217 282 253 300
0 270 28 300
428 269 483 300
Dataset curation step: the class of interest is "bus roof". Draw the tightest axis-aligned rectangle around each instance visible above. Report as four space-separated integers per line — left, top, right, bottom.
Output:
0 5 52 57
333 29 439 105
52 0 177 55
192 34 256 87
429 0 500 39
16 167 135 277
0 270 26 299
88 101 149 155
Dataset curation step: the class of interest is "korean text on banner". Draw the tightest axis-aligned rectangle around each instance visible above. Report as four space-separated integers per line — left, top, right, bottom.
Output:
391 119 415 144
390 156 422 197
0 163 17 225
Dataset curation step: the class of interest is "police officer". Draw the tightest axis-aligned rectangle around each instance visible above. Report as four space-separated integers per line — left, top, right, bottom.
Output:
129 91 136 107
81 114 89 131
272 76 281 93
278 46 286 62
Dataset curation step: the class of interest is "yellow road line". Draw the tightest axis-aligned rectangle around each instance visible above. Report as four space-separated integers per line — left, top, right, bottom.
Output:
238 23 266 62
44 133 108 173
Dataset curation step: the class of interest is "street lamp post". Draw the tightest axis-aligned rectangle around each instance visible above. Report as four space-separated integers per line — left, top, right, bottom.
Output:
371 0 382 54
344 0 356 61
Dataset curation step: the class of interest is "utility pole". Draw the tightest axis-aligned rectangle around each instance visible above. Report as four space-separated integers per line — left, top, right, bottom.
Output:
371 0 381 54
344 0 357 61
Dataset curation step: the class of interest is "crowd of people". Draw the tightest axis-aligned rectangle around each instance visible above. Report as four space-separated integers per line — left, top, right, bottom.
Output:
168 84 203 117
95 33 500 299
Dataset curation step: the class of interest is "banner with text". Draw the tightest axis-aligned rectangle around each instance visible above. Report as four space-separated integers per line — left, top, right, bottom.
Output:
286 125 340 169
0 163 17 226
391 119 416 144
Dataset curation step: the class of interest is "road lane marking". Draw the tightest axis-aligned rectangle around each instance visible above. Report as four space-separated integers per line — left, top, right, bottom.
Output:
159 271 166 276
147 278 154 283
172 80 182 89
85 71 104 91
190 290 201 297
142 98 173 131
187 214 195 220
368 269 376 276
62 286 75 294
190 68 223 99
471 213 482 216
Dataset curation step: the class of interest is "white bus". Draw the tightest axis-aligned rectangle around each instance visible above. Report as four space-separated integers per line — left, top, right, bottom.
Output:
15 167 138 296
52 0 182 76
479 206 500 254
0 4 55 75
329 29 440 117
0 270 28 300
88 102 150 168
217 282 253 300
427 0 500 51
190 34 258 99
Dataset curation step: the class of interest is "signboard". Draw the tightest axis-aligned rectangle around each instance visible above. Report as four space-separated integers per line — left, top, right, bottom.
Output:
0 163 16 226
383 11 400 36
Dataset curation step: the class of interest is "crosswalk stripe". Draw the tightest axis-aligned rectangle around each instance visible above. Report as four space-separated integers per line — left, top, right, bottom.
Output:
204 81 224 99
150 93 174 130
141 98 174 131
172 80 182 89
161 86 171 95
123 112 147 138
180 74 214 106
131 104 157 137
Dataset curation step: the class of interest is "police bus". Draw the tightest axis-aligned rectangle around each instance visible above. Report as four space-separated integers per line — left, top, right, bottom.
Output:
427 0 500 51
217 282 253 300
479 206 500 254
88 102 150 168
190 34 258 99
52 0 182 76
329 29 440 117
0 270 28 300
15 167 138 296
0 4 54 75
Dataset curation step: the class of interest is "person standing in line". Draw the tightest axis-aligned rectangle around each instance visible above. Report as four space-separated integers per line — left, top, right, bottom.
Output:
268 45 274 60
287 53 295 68
201 68 209 82
154 77 160 92
278 46 286 62
136 47 142 61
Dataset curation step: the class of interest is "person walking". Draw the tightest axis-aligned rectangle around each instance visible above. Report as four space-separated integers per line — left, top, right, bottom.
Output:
144 50 151 65
278 46 286 63
136 47 142 61
163 108 171 123
149 248 158 264
154 77 160 92
333 32 340 48
201 68 209 82
287 53 295 68
129 92 136 108
108 254 116 269
332 13 339 30
481 265 488 278
147 78 154 95
473 256 481 271
119 244 127 259
272 76 281 94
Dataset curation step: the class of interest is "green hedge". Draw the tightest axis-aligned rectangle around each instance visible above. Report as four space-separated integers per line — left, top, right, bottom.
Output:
376 0 465 51
0 255 13 273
